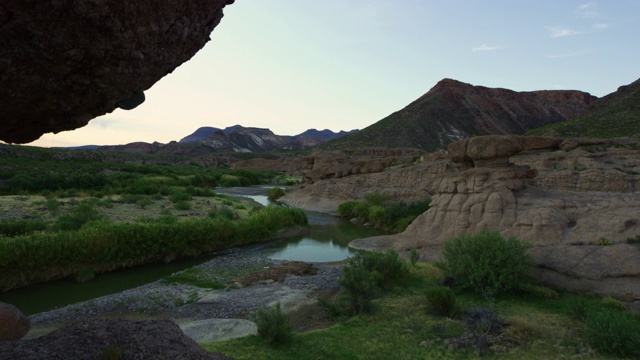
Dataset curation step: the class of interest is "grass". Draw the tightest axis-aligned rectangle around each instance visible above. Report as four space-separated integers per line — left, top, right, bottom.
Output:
0 206 307 292
203 263 630 359
161 268 227 289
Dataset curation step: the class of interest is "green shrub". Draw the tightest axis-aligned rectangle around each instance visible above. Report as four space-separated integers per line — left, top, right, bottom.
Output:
136 197 153 209
169 190 192 203
51 203 102 231
337 201 359 220
597 237 612 245
174 201 192 210
332 250 409 316
425 286 460 317
601 296 626 310
367 205 385 226
44 198 60 213
567 299 591 322
517 283 559 299
409 248 419 266
353 202 371 223
219 174 242 187
0 218 47 237
436 230 531 298
252 302 293 344
267 187 285 201
585 311 640 358
364 191 386 206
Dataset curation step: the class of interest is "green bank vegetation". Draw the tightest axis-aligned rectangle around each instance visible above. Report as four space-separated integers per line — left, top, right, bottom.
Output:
0 147 308 292
338 192 431 233
204 231 640 359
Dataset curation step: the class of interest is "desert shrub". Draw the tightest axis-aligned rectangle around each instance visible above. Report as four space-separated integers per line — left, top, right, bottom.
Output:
425 286 460 317
267 187 285 201
364 191 386 206
219 174 242 187
51 202 102 231
174 201 191 211
567 298 591 322
121 193 145 204
169 190 192 203
209 207 237 220
331 250 409 316
601 296 626 310
337 201 359 220
136 197 153 209
597 237 612 245
585 311 640 358
0 218 47 237
409 248 419 266
252 302 293 344
436 230 531 298
44 198 60 213
353 202 371 223
517 283 559 299
367 205 385 225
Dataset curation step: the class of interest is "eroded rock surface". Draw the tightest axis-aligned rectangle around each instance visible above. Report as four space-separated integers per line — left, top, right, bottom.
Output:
0 318 232 360
0 0 234 143
347 135 640 301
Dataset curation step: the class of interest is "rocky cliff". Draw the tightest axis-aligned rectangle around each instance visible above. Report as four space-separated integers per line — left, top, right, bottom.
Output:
528 77 640 138
348 135 640 302
0 0 234 143
325 79 596 152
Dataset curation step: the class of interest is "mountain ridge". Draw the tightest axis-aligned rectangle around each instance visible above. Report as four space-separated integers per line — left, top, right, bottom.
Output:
323 78 596 152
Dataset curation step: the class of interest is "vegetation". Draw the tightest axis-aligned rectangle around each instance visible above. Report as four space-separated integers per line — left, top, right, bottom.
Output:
425 286 460 317
267 187 286 201
337 193 431 233
436 230 531 299
252 302 294 344
527 78 640 138
0 205 307 292
204 262 640 359
321 250 409 317
161 268 227 289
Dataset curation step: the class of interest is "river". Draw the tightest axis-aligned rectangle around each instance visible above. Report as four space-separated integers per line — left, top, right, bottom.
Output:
0 186 382 315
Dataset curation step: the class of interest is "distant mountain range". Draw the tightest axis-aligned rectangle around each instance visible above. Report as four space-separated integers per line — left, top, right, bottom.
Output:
73 77 640 156
527 78 640 138
323 78 596 152
96 126 358 153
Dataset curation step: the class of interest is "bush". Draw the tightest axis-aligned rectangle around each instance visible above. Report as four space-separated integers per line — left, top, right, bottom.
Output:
267 187 285 201
252 302 293 344
338 201 359 220
0 218 47 237
174 201 192 211
436 230 531 298
409 248 419 266
364 191 386 206
51 203 102 231
332 250 409 316
425 286 460 317
169 190 192 203
585 311 640 358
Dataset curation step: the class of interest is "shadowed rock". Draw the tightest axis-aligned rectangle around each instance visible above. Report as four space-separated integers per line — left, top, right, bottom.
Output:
0 302 30 341
0 0 234 143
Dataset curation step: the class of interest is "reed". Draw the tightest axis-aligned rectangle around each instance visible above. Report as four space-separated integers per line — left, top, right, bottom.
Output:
0 206 307 292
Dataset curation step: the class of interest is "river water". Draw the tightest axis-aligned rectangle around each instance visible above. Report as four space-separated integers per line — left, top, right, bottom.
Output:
0 187 382 315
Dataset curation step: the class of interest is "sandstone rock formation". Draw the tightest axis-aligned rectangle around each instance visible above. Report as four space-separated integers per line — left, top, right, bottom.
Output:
347 135 640 301
0 318 232 360
0 302 30 341
0 0 234 144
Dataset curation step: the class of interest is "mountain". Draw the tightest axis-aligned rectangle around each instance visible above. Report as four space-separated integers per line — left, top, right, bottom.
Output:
295 128 358 142
527 78 640 138
179 125 245 143
324 78 596 152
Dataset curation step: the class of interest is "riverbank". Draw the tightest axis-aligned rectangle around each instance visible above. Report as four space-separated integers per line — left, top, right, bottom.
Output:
22 234 343 343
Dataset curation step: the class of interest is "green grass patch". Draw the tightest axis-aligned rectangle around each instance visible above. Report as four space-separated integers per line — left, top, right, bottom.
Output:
161 268 226 289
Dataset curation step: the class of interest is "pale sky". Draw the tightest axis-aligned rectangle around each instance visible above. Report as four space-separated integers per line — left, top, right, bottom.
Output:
29 1 640 147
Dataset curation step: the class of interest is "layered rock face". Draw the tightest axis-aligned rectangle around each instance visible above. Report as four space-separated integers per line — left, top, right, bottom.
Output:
0 0 234 143
351 135 640 301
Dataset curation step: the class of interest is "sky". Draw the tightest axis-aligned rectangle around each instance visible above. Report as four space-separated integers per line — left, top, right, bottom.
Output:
29 0 640 147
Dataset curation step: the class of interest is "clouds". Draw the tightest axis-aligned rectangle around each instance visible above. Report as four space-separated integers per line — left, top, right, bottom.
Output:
545 26 580 38
545 2 609 38
471 44 506 52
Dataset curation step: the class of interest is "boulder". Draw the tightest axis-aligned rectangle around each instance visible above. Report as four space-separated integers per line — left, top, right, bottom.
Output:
0 0 234 143
0 302 30 341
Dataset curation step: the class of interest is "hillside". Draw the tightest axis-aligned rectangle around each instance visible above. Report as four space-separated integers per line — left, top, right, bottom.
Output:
323 79 595 152
527 78 640 138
